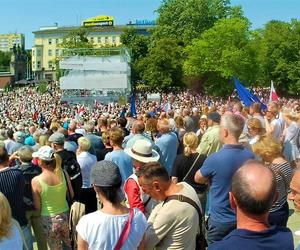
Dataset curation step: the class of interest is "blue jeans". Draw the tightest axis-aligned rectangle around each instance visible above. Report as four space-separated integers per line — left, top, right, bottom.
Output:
22 224 33 250
207 217 236 245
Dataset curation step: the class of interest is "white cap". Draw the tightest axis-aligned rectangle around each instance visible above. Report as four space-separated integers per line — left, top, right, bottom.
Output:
32 146 55 161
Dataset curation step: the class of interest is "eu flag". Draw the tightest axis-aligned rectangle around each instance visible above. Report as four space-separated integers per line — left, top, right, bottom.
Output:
130 93 137 117
233 78 267 109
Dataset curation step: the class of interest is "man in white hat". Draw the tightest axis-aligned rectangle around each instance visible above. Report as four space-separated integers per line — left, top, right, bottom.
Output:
124 139 160 217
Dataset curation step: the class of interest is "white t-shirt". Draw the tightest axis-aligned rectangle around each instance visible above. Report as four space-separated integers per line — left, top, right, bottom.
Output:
0 223 23 250
271 119 282 140
76 208 147 250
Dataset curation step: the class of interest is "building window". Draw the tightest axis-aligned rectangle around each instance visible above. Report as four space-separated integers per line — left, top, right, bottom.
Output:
105 37 109 44
32 50 35 56
55 49 60 56
112 36 116 44
32 61 35 68
48 61 53 69
37 61 41 69
55 38 59 44
48 38 52 45
37 50 41 57
90 37 94 43
48 49 52 56
97 37 101 43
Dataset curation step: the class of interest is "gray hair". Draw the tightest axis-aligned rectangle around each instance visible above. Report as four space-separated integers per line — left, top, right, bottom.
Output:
221 114 245 139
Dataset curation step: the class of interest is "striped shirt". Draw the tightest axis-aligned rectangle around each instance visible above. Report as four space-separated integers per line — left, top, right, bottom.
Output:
269 162 293 212
0 167 27 227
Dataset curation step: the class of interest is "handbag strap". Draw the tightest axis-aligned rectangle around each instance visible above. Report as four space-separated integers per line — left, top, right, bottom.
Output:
114 208 134 250
163 194 203 236
182 153 201 182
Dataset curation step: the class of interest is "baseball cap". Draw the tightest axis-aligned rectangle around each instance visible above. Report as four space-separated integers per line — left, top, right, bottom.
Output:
48 132 65 145
90 160 122 187
32 146 55 161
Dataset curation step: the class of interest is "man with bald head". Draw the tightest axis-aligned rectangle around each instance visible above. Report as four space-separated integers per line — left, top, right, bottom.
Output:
210 160 293 250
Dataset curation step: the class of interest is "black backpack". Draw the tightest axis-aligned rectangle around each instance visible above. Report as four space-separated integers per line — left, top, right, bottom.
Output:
58 150 82 201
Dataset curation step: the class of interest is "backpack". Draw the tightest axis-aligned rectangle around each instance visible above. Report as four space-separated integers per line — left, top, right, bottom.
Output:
59 150 82 201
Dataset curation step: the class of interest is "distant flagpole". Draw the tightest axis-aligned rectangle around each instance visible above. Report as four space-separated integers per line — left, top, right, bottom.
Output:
269 80 279 102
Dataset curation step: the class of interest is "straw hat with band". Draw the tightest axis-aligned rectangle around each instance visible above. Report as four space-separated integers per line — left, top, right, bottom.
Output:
124 139 160 163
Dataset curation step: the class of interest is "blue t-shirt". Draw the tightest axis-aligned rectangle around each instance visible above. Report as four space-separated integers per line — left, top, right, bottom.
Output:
105 150 133 182
155 132 178 174
200 144 254 222
209 226 294 250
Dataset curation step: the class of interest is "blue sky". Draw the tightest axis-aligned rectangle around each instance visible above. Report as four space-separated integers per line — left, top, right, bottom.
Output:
0 0 299 49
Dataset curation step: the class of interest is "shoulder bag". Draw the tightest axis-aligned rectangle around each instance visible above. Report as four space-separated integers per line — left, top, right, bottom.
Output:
182 153 201 182
164 194 207 250
63 170 85 249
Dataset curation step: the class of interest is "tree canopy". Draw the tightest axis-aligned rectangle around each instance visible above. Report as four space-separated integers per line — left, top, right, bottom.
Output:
184 17 257 95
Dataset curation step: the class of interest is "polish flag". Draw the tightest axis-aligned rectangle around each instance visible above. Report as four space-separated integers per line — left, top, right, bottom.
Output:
270 81 279 102
77 105 85 116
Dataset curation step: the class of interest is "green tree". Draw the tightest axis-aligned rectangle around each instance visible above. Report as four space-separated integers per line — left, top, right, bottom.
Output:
0 51 12 71
184 17 257 95
137 39 184 92
120 28 150 88
254 20 300 95
153 0 232 45
59 27 94 49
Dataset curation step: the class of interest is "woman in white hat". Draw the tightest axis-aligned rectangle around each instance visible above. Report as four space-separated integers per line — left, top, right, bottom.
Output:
124 139 160 218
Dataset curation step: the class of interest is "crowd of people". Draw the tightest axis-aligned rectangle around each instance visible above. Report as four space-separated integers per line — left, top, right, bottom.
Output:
0 84 299 250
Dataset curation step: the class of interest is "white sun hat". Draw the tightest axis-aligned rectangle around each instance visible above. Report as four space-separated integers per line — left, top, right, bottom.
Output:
32 146 55 161
124 139 160 163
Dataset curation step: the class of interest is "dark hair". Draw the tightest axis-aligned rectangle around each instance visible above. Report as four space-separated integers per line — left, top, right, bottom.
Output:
136 162 170 182
6 129 14 139
0 144 9 164
231 160 276 215
117 117 127 128
97 182 121 205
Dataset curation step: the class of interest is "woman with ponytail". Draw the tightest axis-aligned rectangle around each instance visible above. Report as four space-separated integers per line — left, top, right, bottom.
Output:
31 146 73 250
171 132 207 210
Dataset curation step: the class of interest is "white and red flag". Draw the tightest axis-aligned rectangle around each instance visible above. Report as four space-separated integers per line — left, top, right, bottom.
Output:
269 81 279 102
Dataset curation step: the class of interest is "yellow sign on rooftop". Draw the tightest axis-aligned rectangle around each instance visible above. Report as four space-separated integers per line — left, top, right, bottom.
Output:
83 15 114 27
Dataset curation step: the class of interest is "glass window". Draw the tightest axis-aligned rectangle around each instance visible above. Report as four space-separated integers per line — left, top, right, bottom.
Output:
37 50 41 57
37 61 41 68
55 38 59 44
32 50 35 56
48 38 52 45
48 49 52 56
97 37 101 43
112 36 116 44
55 49 59 56
105 37 109 44
48 61 53 68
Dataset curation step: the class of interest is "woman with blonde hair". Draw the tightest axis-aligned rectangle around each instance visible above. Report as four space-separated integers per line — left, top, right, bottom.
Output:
31 146 74 250
0 192 23 249
246 117 265 145
171 132 207 210
77 137 97 214
252 134 293 226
